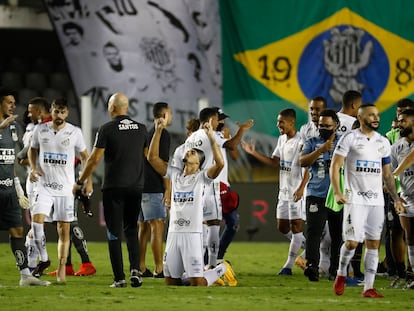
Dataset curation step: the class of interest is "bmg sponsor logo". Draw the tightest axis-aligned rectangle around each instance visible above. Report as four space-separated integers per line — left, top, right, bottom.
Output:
43 152 67 165
355 159 381 173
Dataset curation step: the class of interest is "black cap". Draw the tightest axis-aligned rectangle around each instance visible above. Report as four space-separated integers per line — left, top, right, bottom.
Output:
213 107 230 120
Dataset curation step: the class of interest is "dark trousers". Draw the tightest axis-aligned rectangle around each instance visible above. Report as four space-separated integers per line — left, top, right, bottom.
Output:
218 209 240 260
327 208 343 277
103 188 142 282
305 196 328 267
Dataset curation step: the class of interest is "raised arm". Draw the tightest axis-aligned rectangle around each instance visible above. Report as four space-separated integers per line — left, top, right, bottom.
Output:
205 119 224 179
241 139 280 168
223 119 254 150
147 115 168 177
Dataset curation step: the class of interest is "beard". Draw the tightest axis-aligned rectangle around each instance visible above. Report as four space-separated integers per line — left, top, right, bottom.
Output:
364 120 379 130
400 126 412 137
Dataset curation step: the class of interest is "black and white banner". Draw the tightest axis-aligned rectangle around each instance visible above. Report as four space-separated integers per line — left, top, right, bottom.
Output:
45 0 222 134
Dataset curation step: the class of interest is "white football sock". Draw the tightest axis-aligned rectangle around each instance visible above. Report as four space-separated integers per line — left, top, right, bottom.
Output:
204 263 226 286
31 222 48 262
207 225 220 267
363 248 378 291
283 232 304 269
337 244 355 276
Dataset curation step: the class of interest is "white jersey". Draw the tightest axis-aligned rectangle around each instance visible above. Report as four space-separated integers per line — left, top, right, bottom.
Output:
272 132 303 201
214 131 230 186
337 112 356 135
334 129 391 205
166 166 213 233
171 143 185 169
184 128 226 170
299 122 318 145
30 122 87 196
391 138 414 205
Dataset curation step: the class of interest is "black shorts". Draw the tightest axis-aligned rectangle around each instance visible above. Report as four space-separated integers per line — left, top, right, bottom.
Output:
0 191 22 230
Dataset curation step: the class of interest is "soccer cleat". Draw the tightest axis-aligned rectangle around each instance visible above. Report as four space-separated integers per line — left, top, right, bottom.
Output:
75 262 96 276
20 274 51 286
223 260 237 286
48 264 75 276
32 260 51 278
304 264 319 282
387 277 405 289
130 269 143 287
153 270 164 278
361 288 384 298
294 256 307 271
278 268 292 276
139 268 153 277
333 275 346 295
403 280 414 290
109 279 127 288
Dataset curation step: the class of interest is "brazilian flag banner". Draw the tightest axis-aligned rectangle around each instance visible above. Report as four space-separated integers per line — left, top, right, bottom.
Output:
220 0 414 137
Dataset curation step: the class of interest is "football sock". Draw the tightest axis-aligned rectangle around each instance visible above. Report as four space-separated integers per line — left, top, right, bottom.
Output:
207 225 220 267
363 248 378 291
32 222 48 262
10 236 29 271
283 232 304 269
71 222 90 263
25 235 39 268
204 263 226 286
337 244 355 276
408 246 414 272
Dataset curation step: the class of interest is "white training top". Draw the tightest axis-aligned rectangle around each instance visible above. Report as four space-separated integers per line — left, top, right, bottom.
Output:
272 132 303 201
337 112 356 135
166 166 213 233
184 128 226 170
334 129 391 205
31 121 86 196
391 137 414 204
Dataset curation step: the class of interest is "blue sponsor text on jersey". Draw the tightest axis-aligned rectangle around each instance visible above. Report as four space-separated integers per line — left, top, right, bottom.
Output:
43 152 68 165
173 191 195 203
355 159 381 173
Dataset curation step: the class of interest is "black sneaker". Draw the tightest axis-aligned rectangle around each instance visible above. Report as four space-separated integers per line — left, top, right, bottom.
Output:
304 264 319 282
32 260 51 278
130 269 143 287
109 280 127 288
139 268 153 277
153 270 164 278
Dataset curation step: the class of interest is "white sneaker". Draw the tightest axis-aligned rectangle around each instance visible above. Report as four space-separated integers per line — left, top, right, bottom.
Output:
19 275 51 286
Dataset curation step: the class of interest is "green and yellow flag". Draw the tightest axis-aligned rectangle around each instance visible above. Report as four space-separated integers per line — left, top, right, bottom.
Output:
220 1 414 136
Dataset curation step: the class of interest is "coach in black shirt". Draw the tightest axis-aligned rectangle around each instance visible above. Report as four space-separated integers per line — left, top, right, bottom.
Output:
73 92 148 288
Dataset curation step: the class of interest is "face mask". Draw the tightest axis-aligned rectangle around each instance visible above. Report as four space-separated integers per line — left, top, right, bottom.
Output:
319 129 334 140
216 123 224 132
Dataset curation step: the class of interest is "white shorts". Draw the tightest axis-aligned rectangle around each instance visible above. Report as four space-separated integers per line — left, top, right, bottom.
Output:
342 203 384 242
163 232 204 278
202 182 222 221
32 193 76 222
276 199 305 220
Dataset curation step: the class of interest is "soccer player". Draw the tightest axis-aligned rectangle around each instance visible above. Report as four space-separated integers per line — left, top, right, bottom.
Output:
391 108 414 289
331 104 404 298
147 111 227 286
181 108 253 270
0 88 49 286
242 108 308 275
29 97 92 283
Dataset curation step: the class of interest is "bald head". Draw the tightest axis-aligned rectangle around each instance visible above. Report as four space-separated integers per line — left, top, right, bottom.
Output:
108 92 128 117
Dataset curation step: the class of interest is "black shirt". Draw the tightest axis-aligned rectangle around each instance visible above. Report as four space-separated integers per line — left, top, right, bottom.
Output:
94 115 148 190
